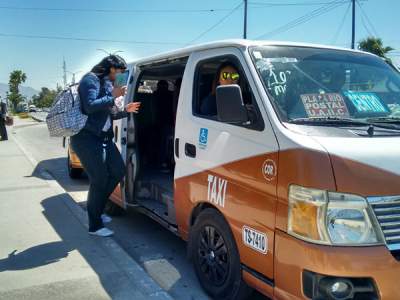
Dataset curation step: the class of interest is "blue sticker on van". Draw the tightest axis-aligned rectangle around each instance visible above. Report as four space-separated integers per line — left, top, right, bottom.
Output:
344 91 388 114
199 128 208 149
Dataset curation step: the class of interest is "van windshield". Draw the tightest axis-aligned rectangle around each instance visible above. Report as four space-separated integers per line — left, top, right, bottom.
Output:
251 46 400 124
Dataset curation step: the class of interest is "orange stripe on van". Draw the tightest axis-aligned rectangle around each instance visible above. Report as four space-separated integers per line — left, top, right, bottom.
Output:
276 148 336 232
175 151 279 281
330 154 400 196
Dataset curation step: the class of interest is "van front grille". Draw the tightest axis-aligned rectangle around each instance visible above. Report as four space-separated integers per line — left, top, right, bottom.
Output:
369 196 400 251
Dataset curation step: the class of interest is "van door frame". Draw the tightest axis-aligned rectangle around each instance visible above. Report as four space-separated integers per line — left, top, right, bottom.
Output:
174 46 279 284
115 64 140 208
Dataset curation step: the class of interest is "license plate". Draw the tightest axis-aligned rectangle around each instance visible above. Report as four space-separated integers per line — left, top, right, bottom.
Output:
242 226 268 254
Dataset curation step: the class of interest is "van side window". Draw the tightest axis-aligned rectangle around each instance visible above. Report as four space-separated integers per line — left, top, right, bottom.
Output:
193 56 264 131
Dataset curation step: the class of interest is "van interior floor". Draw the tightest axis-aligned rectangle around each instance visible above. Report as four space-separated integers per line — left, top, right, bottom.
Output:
135 169 176 225
138 169 173 194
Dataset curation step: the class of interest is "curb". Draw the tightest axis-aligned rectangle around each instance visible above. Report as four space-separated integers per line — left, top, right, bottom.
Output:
11 133 174 300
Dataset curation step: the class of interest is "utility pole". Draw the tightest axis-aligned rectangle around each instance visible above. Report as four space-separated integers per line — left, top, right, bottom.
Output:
63 57 67 88
351 0 356 49
67 70 82 85
243 0 248 39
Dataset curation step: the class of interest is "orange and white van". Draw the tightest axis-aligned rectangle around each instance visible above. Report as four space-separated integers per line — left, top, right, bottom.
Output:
63 137 84 178
111 40 400 300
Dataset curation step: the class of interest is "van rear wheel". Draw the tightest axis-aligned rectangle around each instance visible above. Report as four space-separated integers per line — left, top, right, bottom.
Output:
190 208 252 300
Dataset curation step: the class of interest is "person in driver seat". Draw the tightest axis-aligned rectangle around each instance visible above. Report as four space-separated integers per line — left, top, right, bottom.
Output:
200 62 240 116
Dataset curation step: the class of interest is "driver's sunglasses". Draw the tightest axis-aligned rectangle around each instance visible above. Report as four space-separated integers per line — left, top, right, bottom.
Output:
221 72 240 81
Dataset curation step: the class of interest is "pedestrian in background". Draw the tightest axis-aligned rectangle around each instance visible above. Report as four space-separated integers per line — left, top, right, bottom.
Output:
70 55 140 237
0 98 8 141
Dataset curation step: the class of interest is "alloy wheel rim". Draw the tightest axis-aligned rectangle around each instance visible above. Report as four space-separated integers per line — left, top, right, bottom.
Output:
197 225 229 286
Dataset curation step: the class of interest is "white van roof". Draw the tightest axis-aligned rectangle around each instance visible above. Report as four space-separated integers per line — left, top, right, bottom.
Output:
131 39 375 66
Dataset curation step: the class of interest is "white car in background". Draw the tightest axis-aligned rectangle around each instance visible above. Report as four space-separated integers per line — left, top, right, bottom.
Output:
28 105 37 112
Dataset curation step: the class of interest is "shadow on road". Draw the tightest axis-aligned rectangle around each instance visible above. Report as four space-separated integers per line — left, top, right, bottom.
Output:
0 241 73 272
37 194 129 298
27 158 89 194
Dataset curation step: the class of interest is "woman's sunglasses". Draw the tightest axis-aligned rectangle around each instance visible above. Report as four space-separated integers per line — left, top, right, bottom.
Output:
221 72 240 81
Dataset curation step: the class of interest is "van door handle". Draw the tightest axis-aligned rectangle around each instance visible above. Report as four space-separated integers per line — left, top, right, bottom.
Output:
185 143 196 158
175 138 180 158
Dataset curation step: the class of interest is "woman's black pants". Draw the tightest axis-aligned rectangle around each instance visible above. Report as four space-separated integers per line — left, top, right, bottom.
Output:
0 118 8 140
70 130 125 232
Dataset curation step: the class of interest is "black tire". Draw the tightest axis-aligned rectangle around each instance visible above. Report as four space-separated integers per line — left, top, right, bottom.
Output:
68 153 83 179
189 208 252 300
104 199 125 216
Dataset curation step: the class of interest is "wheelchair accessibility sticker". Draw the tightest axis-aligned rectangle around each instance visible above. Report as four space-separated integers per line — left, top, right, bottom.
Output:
199 128 208 149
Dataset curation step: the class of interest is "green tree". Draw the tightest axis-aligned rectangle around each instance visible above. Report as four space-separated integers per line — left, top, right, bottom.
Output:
358 37 394 59
7 70 27 112
32 87 60 108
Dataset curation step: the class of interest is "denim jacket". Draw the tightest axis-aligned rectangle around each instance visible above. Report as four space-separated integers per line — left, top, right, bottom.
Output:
78 72 127 137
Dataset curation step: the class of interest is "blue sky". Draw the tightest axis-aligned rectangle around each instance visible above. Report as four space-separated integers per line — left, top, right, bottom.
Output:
0 0 399 90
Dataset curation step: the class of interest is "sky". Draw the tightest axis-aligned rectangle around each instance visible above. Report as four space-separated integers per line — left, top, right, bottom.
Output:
0 0 399 91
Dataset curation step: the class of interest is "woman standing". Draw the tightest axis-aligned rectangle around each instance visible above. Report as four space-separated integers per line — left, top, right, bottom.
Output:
71 55 140 237
0 99 8 141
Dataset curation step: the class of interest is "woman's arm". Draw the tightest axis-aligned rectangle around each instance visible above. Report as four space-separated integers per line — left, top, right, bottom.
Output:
111 102 141 120
79 75 114 114
110 108 128 120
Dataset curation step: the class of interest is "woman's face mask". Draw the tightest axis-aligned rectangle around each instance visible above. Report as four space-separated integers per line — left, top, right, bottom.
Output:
109 67 125 82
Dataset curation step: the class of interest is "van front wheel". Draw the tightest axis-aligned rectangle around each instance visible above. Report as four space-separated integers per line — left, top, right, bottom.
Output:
190 208 252 300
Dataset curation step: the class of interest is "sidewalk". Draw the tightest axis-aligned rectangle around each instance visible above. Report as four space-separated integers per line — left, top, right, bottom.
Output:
0 136 172 299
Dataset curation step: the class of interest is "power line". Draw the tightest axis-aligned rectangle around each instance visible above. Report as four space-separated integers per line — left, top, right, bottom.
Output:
185 2 243 46
356 0 378 36
0 32 184 45
256 1 345 39
331 2 351 45
360 11 373 36
0 6 232 13
249 0 356 6
249 0 366 6
256 1 346 39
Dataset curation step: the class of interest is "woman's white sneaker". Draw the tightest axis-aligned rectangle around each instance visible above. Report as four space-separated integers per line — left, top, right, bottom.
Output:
101 214 112 223
89 228 114 237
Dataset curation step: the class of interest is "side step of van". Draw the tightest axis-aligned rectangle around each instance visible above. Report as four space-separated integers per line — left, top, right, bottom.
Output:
134 178 177 233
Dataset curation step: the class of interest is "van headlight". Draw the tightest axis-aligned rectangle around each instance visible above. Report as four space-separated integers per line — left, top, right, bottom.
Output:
288 185 384 245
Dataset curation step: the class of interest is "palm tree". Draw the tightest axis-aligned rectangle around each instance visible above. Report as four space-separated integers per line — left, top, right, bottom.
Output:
8 70 27 112
358 37 394 58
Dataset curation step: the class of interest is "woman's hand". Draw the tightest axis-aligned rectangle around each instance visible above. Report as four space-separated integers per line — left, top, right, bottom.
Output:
125 102 141 113
112 86 127 98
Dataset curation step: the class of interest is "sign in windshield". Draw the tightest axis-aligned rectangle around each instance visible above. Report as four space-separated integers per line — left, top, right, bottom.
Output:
300 93 349 118
251 46 400 123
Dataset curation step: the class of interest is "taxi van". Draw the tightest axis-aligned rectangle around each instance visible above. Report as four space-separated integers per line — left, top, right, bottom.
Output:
110 40 400 300
63 137 84 178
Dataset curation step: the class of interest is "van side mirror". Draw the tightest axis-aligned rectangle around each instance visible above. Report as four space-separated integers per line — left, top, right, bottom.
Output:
216 85 249 124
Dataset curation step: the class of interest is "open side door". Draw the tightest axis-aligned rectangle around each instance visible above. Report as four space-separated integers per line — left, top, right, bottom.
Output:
110 65 140 208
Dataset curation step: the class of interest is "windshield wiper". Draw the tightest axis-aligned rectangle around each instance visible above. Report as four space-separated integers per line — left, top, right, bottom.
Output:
367 116 400 124
288 117 370 126
288 116 400 131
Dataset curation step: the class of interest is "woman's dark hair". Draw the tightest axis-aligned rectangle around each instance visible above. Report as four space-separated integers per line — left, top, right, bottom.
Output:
91 55 127 79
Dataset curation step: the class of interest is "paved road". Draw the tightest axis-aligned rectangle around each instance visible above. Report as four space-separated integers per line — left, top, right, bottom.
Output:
11 120 268 300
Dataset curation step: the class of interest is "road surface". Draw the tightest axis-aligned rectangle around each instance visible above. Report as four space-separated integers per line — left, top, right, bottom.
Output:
11 119 268 300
